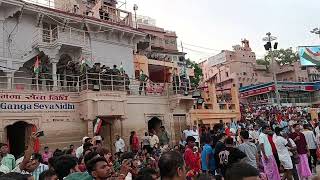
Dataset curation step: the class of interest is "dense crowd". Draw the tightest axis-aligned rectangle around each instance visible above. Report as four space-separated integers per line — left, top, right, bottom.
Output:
2 106 320 179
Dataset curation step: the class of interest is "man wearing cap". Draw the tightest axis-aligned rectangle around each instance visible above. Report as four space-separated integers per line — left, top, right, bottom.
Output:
274 127 293 180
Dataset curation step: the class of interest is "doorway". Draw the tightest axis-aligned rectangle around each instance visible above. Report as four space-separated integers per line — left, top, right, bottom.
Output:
148 117 162 135
173 115 187 144
6 121 33 158
100 121 113 152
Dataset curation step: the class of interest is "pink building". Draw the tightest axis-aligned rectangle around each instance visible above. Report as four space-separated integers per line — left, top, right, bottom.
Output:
274 61 309 82
200 39 273 90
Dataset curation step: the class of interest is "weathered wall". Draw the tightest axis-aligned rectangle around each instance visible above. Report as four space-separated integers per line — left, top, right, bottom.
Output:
90 40 134 77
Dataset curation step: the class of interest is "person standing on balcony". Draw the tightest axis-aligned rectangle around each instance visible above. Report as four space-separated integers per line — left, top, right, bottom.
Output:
139 70 148 95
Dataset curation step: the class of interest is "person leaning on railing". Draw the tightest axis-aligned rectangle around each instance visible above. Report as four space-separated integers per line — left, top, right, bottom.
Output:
138 70 149 95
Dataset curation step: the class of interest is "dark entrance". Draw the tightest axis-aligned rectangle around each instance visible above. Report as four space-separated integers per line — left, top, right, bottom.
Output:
6 121 31 158
148 117 162 134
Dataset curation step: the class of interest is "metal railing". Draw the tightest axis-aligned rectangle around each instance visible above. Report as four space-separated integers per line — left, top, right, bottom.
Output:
0 72 175 96
100 4 133 27
246 97 313 105
24 0 133 27
32 27 90 49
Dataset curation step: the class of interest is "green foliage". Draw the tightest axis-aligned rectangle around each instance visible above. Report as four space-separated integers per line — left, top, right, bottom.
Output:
186 59 203 87
264 48 299 66
256 58 270 68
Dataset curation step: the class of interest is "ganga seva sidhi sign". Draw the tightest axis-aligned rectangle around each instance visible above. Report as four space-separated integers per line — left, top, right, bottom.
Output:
0 93 76 112
0 102 75 112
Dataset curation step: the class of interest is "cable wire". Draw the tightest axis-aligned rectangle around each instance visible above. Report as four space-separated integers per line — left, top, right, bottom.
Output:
183 42 221 52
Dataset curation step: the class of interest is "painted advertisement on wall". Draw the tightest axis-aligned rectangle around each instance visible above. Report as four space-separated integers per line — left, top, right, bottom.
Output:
299 46 320 66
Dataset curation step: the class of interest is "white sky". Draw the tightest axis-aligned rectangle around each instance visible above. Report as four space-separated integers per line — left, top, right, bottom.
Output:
124 0 320 62
27 0 320 62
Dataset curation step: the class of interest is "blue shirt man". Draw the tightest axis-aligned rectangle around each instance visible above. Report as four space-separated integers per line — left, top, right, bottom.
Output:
201 143 215 173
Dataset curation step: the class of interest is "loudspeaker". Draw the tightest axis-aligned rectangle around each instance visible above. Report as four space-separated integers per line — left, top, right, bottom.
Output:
264 42 271 51
274 42 278 50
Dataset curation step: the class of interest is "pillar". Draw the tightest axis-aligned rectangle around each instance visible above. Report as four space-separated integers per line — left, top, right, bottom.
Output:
6 71 14 90
230 84 241 120
87 120 94 137
208 82 219 110
52 60 58 91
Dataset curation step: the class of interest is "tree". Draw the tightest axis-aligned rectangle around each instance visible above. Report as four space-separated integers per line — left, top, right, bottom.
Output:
264 48 299 66
185 59 203 87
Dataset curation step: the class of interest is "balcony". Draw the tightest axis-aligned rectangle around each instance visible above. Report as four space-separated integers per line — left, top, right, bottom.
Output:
0 71 180 97
150 38 165 49
32 27 90 50
100 4 133 27
24 0 133 28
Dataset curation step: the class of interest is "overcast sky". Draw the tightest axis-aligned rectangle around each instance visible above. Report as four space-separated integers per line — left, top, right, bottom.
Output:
124 0 320 62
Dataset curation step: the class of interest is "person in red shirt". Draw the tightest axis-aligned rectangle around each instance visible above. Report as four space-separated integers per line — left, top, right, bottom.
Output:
184 136 200 178
225 122 231 137
130 131 140 153
289 123 312 179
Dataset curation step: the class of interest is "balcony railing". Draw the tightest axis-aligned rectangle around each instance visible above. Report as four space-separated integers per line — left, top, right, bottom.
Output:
0 72 182 96
100 4 133 27
32 27 90 49
24 0 133 27
247 97 313 105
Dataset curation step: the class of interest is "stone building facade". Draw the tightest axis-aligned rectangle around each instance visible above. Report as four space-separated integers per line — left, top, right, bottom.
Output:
0 0 240 157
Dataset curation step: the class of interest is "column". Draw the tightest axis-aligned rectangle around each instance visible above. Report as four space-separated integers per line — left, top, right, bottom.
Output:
87 120 94 137
6 71 14 90
208 82 219 110
52 60 58 91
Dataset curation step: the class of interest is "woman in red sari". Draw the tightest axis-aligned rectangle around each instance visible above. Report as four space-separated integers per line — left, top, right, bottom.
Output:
131 131 140 153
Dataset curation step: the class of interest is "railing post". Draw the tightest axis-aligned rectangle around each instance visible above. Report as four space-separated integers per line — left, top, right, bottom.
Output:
123 75 126 91
77 76 80 92
86 73 89 90
83 32 86 46
175 83 178 95
50 30 53 43
99 73 102 90
69 27 72 42
111 75 114 91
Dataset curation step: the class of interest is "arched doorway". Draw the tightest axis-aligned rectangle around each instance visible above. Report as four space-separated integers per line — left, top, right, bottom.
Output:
6 121 33 158
148 117 162 135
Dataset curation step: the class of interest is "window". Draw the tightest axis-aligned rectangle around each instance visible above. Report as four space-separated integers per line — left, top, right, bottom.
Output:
240 83 243 87
226 72 229 77
243 72 247 75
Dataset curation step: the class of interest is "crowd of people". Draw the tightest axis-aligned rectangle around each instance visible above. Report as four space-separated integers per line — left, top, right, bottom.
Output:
3 106 320 179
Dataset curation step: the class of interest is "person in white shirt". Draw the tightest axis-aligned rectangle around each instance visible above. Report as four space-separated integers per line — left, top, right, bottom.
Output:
149 131 159 148
274 127 293 180
191 125 200 146
302 124 318 173
115 135 125 153
76 136 90 158
259 125 281 180
183 125 192 140
315 122 320 137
